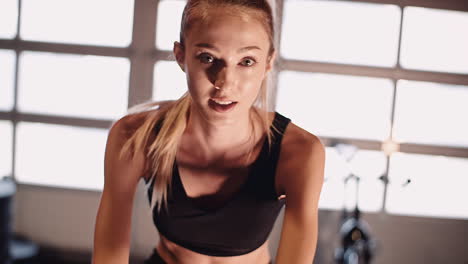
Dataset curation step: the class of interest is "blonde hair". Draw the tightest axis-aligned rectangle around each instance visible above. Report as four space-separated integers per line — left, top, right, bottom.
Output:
120 0 278 213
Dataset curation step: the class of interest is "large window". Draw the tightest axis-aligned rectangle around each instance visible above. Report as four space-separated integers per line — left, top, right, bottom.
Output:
0 49 15 111
387 153 468 219
276 0 468 219
276 72 394 141
0 121 13 179
393 80 468 148
0 0 18 39
15 122 107 190
1 0 467 219
18 51 129 119
400 7 468 74
0 0 135 190
153 0 188 101
20 0 134 47
153 60 187 101
281 1 401 67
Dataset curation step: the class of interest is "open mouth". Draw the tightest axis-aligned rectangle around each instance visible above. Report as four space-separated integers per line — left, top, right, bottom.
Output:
208 98 238 112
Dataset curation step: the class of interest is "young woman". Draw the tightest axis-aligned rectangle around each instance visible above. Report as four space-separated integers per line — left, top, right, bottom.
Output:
93 0 325 263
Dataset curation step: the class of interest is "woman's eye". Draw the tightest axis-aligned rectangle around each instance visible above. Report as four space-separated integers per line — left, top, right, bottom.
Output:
240 58 256 67
198 53 214 64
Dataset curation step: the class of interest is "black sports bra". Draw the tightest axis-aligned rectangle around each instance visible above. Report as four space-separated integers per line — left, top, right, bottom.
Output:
145 111 291 256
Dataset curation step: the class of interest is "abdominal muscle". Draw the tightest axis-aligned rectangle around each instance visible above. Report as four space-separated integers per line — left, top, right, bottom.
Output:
154 233 272 264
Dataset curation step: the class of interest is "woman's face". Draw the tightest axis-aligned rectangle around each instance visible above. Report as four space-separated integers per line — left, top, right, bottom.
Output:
174 7 275 122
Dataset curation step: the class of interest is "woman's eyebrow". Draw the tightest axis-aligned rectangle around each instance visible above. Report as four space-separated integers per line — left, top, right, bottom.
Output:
238 46 262 52
195 43 262 52
195 43 217 50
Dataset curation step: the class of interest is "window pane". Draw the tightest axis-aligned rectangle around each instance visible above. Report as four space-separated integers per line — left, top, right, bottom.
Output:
281 0 401 67
18 51 129 120
20 0 134 47
394 80 468 148
276 71 394 141
0 0 18 39
400 7 468 74
320 147 346 210
153 61 187 101
15 122 107 190
0 49 15 111
156 0 186 50
387 153 468 219
321 147 386 212
349 149 386 212
0 121 13 179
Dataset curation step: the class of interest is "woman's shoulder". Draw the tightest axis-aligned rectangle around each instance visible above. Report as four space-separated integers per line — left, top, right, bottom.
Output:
275 115 326 195
277 115 325 169
284 121 322 149
262 110 322 150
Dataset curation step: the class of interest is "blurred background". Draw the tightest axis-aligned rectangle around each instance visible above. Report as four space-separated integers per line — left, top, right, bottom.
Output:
0 0 467 263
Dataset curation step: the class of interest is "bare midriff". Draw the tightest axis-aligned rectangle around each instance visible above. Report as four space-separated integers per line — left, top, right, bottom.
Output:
155 233 272 264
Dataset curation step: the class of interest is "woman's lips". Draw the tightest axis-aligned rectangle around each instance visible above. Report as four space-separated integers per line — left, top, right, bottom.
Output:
211 98 234 105
208 98 238 112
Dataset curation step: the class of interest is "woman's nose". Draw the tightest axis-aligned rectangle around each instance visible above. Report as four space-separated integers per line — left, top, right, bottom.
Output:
214 66 234 90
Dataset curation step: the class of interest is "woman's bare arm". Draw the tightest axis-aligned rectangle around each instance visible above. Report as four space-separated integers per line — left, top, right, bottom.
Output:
275 133 325 264
93 116 147 264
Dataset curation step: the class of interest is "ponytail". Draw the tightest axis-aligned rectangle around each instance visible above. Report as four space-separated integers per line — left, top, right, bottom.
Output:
119 92 191 212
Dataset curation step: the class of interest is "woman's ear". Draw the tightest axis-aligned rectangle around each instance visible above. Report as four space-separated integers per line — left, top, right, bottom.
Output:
265 50 277 75
173 41 185 72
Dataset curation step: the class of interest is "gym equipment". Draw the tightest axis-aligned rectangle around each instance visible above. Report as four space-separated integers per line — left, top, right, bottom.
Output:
0 176 39 264
332 143 377 264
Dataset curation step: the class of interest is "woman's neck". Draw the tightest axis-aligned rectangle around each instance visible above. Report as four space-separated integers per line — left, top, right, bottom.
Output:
184 106 257 159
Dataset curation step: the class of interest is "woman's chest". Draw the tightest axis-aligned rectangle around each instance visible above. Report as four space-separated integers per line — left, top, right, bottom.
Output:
175 162 251 210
